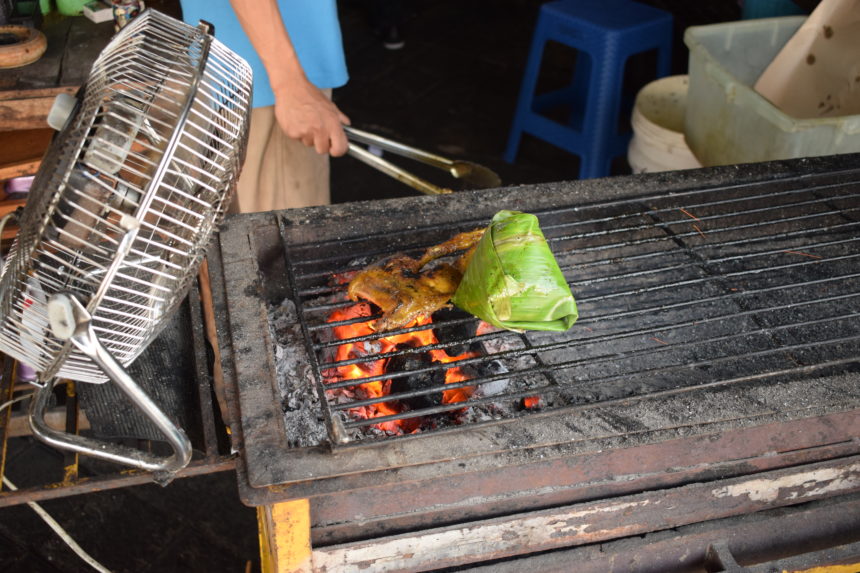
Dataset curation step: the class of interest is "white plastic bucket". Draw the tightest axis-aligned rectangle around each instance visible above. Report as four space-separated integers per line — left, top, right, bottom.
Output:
628 75 702 174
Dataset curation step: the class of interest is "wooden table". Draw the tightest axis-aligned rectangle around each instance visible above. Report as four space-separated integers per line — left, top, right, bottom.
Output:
0 15 112 242
0 14 114 132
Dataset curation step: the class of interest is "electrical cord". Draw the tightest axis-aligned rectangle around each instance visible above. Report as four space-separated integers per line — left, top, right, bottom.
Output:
1 393 113 573
0 392 32 414
2 198 114 573
1 476 113 573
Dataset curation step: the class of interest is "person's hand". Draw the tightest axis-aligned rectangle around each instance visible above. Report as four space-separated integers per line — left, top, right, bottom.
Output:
273 78 351 156
227 0 350 155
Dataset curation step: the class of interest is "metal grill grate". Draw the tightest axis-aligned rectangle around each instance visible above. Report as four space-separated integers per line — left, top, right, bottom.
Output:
282 174 859 444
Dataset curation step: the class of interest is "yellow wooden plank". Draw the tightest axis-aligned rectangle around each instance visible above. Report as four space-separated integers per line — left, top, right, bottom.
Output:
784 564 860 573
258 499 312 573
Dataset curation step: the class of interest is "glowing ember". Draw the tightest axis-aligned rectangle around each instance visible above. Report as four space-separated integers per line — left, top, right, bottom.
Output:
324 303 477 434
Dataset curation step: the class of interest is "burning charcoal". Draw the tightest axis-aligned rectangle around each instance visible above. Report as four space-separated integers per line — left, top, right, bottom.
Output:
431 307 481 356
387 348 446 410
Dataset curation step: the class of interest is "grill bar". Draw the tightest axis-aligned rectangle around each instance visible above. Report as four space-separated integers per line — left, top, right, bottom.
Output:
327 306 860 402
268 171 860 444
339 358 860 432
318 267 859 374
332 333 859 430
287 178 858 279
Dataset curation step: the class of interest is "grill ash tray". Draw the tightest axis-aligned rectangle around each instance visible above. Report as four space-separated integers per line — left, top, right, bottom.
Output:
211 157 860 494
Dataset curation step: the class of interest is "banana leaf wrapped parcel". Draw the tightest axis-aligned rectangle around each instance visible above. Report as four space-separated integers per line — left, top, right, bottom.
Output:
451 210 578 332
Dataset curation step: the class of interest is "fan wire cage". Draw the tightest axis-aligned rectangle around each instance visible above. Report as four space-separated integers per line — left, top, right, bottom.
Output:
0 9 252 474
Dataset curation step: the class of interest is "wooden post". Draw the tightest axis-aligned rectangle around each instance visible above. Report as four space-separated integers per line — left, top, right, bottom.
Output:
258 499 313 573
197 259 229 420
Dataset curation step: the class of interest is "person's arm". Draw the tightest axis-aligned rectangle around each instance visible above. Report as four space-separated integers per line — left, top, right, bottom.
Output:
229 0 350 156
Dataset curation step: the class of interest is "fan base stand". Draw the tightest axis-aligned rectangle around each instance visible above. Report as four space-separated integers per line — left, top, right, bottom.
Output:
29 293 193 478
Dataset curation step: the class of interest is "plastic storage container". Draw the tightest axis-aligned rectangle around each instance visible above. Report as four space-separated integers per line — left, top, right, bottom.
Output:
684 16 860 167
56 0 89 15
628 75 702 174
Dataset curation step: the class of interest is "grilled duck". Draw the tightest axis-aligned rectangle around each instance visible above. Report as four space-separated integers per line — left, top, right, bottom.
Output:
347 229 485 331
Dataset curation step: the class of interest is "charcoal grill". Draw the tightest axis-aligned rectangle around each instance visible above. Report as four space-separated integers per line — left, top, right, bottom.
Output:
208 155 860 566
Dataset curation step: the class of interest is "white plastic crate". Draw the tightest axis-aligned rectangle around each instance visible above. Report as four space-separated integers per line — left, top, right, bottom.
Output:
684 16 860 166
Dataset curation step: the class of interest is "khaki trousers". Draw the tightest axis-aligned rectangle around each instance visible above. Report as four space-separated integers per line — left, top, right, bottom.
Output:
231 94 332 214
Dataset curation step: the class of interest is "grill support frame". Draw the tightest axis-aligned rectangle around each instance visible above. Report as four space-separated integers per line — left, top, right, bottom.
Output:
208 155 860 548
0 279 236 508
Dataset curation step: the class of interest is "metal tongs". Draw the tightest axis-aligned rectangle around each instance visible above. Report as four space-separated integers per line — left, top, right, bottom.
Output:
344 125 501 195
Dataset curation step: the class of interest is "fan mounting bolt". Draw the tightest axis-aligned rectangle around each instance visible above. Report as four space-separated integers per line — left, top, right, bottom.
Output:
47 93 77 131
47 294 77 340
120 213 140 232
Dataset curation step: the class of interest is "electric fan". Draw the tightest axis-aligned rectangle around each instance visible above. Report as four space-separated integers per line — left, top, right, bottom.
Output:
0 10 252 475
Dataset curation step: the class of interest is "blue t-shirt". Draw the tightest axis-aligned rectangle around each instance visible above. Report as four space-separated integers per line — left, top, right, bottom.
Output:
180 0 349 108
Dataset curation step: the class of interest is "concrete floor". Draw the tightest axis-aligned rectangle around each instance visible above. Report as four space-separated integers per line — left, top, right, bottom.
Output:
0 1 755 571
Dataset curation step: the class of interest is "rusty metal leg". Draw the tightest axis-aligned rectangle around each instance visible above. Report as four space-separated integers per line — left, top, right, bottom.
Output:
258 499 312 573
0 357 16 488
62 381 79 485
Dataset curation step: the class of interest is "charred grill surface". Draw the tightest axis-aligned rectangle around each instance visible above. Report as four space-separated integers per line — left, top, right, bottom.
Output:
287 167 860 443
212 156 860 491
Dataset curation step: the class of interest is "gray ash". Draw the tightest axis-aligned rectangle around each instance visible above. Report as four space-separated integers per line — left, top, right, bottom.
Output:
268 299 328 448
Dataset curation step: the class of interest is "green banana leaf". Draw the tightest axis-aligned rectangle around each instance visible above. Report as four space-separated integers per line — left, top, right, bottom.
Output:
452 210 578 332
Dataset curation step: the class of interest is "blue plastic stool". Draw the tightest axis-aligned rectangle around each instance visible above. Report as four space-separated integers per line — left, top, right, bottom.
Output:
504 0 673 179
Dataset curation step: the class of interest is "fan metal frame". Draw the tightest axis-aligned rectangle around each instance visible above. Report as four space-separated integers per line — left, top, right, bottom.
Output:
0 10 252 475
